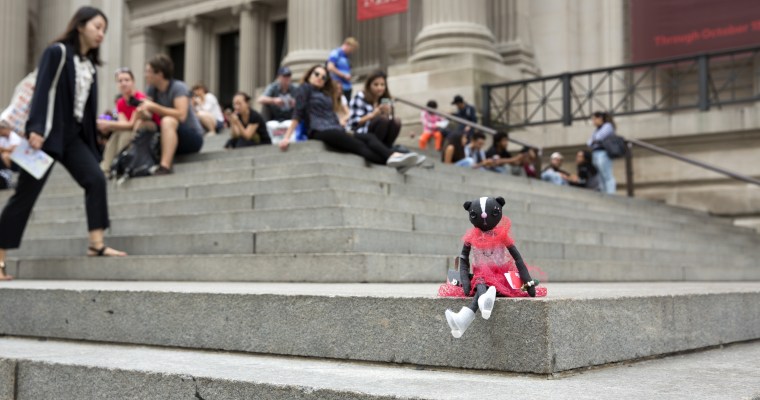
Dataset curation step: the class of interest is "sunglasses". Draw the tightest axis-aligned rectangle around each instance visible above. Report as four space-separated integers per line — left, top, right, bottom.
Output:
311 71 327 81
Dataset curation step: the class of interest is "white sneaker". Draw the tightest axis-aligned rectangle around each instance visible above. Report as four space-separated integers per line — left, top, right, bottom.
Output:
478 286 497 320
387 152 419 169
397 154 426 174
445 307 476 338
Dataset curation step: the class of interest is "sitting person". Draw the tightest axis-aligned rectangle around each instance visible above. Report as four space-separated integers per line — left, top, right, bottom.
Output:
442 132 467 164
419 100 444 151
568 150 600 190
279 64 424 173
0 126 21 190
540 152 571 185
515 146 538 178
348 70 400 149
97 67 159 177
138 54 204 175
485 131 522 174
224 92 271 149
192 84 224 136
455 131 494 170
257 66 297 144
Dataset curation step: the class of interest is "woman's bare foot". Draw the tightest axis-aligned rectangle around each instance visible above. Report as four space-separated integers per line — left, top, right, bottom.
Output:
87 246 128 257
0 262 13 281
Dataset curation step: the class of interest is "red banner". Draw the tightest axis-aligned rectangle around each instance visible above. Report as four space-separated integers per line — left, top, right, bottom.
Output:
357 0 408 21
631 0 760 62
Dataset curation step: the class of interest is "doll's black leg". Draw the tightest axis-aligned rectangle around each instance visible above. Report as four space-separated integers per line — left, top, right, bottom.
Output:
468 283 488 312
508 245 538 297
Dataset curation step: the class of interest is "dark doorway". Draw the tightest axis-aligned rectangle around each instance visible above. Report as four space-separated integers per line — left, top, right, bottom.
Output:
168 43 185 82
218 31 240 109
273 20 287 80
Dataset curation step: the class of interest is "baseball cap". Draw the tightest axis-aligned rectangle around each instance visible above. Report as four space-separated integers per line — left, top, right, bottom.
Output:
277 66 292 77
451 95 464 104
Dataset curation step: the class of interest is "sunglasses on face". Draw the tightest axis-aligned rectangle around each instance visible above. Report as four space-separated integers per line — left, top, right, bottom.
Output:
312 71 327 81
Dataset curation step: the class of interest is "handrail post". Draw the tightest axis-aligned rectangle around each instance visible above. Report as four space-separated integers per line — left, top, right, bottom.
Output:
625 141 635 197
482 84 491 128
561 73 572 126
698 55 710 111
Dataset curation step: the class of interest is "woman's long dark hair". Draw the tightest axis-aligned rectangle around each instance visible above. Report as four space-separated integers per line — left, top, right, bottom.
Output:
362 70 391 105
592 111 616 129
301 64 341 112
442 132 466 163
53 6 108 66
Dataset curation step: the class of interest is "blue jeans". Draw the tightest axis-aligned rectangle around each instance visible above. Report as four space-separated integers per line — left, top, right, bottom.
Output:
592 150 616 194
455 157 486 171
541 169 568 186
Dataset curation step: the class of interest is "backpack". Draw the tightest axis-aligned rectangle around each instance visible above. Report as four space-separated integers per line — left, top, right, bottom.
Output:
601 134 628 159
110 128 161 181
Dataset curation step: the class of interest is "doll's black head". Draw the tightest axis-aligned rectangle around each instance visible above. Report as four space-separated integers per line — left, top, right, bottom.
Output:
463 196 505 232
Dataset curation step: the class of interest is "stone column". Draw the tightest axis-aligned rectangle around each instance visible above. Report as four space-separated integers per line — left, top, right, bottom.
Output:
238 3 257 96
490 0 538 75
128 27 160 90
238 2 271 95
183 16 208 86
0 1 29 101
281 0 343 77
410 0 500 63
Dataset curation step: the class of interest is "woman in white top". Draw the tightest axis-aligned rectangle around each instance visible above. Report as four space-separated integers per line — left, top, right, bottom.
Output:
192 84 225 136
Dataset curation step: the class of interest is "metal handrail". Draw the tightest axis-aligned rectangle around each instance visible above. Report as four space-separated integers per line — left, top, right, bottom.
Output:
623 138 760 197
393 97 542 153
484 45 760 129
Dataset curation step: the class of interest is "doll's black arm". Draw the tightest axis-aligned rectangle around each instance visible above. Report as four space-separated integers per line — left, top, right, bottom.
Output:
507 245 537 297
459 243 472 296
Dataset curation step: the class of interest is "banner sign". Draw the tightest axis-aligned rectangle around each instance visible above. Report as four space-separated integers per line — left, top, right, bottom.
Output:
357 0 408 21
631 0 760 62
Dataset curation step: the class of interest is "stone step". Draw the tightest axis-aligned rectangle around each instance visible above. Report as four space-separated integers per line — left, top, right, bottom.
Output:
7 225 755 268
2 336 759 399
16 164 747 239
30 144 734 230
7 254 759 283
23 206 415 238
27 188 758 247
0 281 758 374
19 206 759 262
5 253 449 282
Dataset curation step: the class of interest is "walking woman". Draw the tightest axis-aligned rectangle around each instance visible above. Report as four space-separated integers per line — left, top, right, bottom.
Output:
0 7 125 281
279 64 424 172
587 111 617 194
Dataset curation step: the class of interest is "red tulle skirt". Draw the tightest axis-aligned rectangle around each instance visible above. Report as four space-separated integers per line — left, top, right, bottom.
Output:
438 263 548 298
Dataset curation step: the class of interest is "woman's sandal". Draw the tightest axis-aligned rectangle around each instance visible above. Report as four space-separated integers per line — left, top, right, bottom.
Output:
0 261 13 281
87 246 127 257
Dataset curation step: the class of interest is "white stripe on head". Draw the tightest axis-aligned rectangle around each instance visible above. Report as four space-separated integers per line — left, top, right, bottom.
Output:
479 197 488 212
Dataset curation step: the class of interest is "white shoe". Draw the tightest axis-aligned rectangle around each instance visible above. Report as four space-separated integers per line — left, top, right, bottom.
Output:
478 286 497 320
397 154 426 174
387 152 419 169
445 307 475 338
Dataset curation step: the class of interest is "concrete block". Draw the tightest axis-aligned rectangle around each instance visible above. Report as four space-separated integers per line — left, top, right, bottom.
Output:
0 359 14 400
0 282 759 374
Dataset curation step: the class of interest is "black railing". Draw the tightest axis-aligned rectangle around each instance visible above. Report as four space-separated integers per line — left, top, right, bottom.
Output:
483 45 760 129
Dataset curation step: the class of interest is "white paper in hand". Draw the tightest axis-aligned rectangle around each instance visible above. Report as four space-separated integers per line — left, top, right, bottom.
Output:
10 139 54 180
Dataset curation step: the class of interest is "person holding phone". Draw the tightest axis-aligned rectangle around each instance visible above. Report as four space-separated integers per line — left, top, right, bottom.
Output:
96 67 159 176
348 70 401 149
